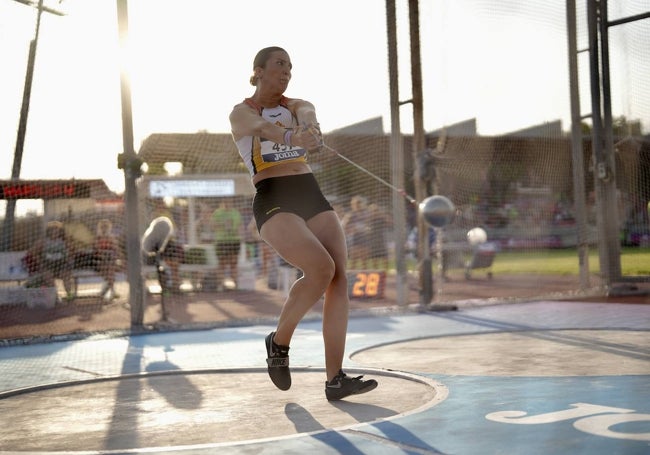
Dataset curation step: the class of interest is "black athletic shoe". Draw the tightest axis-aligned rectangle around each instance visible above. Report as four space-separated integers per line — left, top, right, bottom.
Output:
265 331 291 391
325 370 378 401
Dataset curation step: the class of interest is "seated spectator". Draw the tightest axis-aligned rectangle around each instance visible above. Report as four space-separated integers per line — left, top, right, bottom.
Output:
93 219 119 300
341 195 372 267
366 203 392 270
23 221 75 301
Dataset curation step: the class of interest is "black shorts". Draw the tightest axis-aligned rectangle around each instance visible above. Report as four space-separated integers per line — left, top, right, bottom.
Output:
253 173 333 231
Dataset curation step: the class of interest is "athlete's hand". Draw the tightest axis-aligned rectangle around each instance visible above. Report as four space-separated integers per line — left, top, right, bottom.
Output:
293 122 323 151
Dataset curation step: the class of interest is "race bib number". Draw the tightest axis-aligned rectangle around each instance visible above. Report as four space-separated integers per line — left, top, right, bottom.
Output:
260 141 306 163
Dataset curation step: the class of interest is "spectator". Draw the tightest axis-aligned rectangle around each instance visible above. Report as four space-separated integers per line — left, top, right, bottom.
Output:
93 219 119 300
247 216 274 277
197 202 216 244
190 202 216 290
366 203 392 270
341 195 372 267
212 197 242 290
24 221 75 301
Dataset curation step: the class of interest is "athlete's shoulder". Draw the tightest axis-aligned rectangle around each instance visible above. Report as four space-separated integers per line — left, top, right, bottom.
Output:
283 96 312 108
230 100 258 128
231 99 257 115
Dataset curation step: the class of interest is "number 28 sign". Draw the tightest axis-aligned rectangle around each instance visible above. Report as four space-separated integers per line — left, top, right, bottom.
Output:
347 271 386 299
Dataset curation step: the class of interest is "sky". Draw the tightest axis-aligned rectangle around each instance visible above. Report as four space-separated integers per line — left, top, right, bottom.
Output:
1 0 648 209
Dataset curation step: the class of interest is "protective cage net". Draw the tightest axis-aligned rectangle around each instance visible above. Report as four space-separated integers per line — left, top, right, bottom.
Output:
1 1 648 342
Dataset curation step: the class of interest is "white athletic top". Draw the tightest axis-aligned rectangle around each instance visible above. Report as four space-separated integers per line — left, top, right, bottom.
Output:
234 97 308 177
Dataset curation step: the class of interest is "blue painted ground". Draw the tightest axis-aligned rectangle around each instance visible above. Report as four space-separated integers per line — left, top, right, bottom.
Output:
0 300 648 454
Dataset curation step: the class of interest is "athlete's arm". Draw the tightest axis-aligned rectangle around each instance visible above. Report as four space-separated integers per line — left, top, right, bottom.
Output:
229 103 284 143
287 98 318 125
286 98 323 147
230 101 322 150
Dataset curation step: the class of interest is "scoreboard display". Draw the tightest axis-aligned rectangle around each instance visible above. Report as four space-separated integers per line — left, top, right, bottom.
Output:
0 180 92 199
346 270 386 299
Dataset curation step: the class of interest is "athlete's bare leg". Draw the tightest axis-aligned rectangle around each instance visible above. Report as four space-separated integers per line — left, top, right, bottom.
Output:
260 210 349 382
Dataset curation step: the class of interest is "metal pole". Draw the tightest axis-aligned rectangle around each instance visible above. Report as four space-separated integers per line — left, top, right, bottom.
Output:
587 0 609 287
408 0 433 305
597 0 622 283
587 0 622 290
116 0 144 326
386 0 408 306
566 0 590 289
409 0 425 157
608 11 650 27
1 0 45 251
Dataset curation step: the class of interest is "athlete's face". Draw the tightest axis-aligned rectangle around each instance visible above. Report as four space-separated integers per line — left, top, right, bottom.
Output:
259 50 292 92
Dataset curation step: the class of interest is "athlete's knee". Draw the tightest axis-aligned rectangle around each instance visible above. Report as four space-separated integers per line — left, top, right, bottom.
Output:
304 257 335 289
317 260 336 286
333 268 348 288
326 267 348 296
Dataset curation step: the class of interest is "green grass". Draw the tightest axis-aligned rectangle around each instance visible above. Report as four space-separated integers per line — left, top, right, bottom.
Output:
489 247 650 276
396 247 649 277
